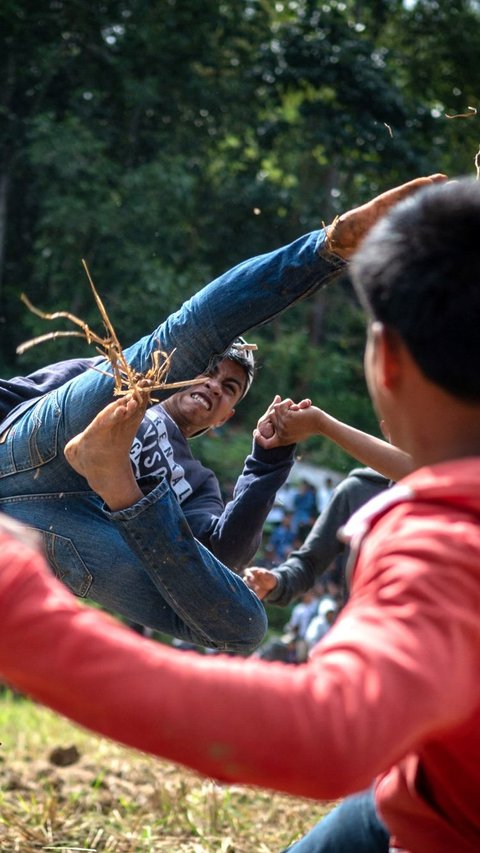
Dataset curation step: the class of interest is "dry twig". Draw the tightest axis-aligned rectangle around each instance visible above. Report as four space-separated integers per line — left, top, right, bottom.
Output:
18 260 204 403
445 106 477 119
443 105 480 180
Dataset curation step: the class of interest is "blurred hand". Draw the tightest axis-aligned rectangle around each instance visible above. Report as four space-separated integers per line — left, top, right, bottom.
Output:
255 395 282 441
243 567 278 600
255 401 324 449
254 398 313 448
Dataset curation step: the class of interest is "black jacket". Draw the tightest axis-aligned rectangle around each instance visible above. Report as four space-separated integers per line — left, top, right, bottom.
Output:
266 467 390 606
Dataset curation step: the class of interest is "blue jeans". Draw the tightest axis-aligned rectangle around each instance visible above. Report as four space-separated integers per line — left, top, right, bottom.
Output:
284 790 390 853
0 231 343 650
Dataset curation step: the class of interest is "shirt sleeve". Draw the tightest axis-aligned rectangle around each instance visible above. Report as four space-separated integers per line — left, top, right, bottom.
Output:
205 440 295 570
267 473 390 605
1 514 477 805
266 485 350 604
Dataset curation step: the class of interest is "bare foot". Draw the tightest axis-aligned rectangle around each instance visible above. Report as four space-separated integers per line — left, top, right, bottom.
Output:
326 174 447 259
65 394 147 511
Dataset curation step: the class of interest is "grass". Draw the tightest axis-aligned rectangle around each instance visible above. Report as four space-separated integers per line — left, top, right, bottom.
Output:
0 691 335 852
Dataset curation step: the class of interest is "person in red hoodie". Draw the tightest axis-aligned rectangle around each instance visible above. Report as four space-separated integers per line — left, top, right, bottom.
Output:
2 174 480 853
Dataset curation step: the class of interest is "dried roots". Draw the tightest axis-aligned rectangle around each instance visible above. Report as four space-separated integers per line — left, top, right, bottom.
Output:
17 260 203 403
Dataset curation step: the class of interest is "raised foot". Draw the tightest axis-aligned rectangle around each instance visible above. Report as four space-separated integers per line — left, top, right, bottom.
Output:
326 174 447 259
64 394 147 511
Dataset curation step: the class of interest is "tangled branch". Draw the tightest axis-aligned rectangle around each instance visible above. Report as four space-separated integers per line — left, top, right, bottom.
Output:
17 260 203 402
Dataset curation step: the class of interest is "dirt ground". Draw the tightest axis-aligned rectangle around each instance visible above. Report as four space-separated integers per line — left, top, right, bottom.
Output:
0 726 333 852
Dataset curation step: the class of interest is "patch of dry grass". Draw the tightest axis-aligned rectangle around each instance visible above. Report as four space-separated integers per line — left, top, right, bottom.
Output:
0 692 335 852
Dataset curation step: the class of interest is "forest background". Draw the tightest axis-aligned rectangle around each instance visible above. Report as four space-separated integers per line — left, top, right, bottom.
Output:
2 0 480 483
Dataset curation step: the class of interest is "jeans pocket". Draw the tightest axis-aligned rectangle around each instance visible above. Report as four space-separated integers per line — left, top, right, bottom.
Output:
40 528 93 598
0 393 62 478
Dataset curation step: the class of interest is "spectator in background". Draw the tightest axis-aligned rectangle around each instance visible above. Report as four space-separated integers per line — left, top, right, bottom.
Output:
265 481 299 526
253 588 320 664
291 479 318 539
317 476 335 513
264 499 285 526
275 481 299 514
282 588 321 662
304 594 339 652
268 512 296 563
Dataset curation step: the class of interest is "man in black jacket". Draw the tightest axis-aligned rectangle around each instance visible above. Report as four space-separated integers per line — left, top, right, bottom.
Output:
245 467 390 605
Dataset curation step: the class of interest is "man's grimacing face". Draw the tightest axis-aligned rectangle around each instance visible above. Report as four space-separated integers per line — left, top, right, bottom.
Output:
165 358 248 434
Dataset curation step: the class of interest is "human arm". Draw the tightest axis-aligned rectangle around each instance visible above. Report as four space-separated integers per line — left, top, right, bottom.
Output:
180 440 295 571
181 398 297 570
1 506 477 804
244 496 346 602
242 567 279 599
197 439 296 570
129 400 294 570
255 403 413 482
0 357 101 430
245 470 389 604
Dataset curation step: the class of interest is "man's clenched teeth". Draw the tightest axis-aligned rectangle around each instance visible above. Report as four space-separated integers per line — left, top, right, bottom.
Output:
191 392 212 411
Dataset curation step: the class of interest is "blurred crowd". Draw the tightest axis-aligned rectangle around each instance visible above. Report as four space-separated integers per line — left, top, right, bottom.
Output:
262 477 335 564
251 475 344 664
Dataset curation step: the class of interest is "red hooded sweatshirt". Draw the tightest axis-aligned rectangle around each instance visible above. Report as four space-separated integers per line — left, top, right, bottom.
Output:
0 458 479 852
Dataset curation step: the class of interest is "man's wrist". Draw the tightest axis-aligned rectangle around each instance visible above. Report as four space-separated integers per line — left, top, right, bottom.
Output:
315 229 349 267
252 440 295 463
324 216 355 260
264 569 286 604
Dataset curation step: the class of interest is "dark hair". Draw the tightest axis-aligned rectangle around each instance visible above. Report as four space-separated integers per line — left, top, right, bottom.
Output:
189 337 256 438
350 178 480 402
221 336 256 399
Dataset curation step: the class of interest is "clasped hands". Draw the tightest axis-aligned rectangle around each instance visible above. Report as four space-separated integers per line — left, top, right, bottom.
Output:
254 395 323 448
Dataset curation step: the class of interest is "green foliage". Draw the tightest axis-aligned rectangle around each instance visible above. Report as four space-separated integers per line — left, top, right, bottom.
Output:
2 0 480 471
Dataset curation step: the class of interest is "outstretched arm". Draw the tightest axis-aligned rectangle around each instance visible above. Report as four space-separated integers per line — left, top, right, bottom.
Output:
201 396 296 570
245 469 390 605
254 402 413 482
1 508 475 805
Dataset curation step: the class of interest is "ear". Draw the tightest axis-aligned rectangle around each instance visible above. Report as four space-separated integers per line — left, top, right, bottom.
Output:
379 419 391 441
371 322 403 390
214 408 236 429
